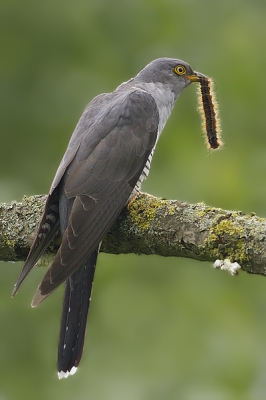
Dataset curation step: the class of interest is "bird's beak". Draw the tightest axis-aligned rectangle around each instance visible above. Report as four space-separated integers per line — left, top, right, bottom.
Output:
186 71 208 83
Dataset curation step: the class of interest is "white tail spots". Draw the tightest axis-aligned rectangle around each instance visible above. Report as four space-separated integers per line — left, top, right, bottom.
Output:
58 366 77 379
42 223 51 232
46 213 57 223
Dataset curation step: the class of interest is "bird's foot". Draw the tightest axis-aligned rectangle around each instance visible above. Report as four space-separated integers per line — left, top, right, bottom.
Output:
127 192 157 209
127 192 142 209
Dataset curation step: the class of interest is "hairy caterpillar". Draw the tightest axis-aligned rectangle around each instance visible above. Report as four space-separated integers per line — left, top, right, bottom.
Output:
197 76 221 149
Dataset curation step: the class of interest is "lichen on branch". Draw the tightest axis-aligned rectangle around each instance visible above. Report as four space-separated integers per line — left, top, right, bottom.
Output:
1 194 266 277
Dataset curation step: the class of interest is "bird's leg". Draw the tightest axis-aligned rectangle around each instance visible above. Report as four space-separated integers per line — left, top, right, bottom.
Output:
127 192 142 209
127 192 157 209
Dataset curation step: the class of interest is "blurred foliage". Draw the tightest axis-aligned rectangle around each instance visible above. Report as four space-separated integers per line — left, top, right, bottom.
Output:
1 0 266 399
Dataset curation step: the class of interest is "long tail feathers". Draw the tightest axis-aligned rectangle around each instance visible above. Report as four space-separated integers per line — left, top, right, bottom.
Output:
57 247 99 379
12 191 60 297
13 187 99 379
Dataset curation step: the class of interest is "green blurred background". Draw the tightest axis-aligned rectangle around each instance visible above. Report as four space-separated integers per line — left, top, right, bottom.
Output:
1 0 266 399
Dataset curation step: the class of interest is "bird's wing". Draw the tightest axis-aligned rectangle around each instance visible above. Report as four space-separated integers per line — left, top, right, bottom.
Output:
50 92 113 193
32 89 159 305
12 94 110 296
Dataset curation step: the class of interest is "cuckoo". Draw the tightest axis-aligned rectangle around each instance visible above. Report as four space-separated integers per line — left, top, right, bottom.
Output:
12 57 219 378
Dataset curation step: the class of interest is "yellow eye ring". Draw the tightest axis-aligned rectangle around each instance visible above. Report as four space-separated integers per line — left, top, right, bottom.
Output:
174 65 187 76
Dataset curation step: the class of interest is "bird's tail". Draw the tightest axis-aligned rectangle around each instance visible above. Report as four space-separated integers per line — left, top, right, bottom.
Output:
57 248 99 379
12 191 60 297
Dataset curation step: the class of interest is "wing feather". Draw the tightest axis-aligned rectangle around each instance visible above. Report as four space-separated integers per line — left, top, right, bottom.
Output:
31 89 159 305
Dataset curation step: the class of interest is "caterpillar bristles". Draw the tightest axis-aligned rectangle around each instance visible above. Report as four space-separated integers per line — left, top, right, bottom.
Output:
197 77 222 150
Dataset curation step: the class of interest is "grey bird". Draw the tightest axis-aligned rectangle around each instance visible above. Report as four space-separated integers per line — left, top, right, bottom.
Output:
12 57 205 378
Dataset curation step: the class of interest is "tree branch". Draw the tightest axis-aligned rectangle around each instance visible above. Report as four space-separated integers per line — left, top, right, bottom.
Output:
1 194 266 276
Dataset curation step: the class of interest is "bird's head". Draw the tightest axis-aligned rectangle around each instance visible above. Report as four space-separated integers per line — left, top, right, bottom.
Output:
135 57 206 99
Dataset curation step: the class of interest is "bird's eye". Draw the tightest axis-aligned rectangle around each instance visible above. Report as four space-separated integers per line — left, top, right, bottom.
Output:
174 65 187 76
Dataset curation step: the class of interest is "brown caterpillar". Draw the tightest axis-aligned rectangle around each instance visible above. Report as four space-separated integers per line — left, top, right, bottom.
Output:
197 76 222 150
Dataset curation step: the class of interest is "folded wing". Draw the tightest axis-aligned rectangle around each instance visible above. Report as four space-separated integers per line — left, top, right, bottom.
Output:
31 89 159 305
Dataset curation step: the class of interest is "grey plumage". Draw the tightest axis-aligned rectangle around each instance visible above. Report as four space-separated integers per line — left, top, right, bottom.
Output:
12 57 203 378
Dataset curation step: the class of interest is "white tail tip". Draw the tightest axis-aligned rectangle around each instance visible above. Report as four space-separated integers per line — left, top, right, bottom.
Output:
58 366 77 379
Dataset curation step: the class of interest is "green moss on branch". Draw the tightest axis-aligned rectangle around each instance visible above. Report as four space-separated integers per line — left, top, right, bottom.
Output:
1 194 266 276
